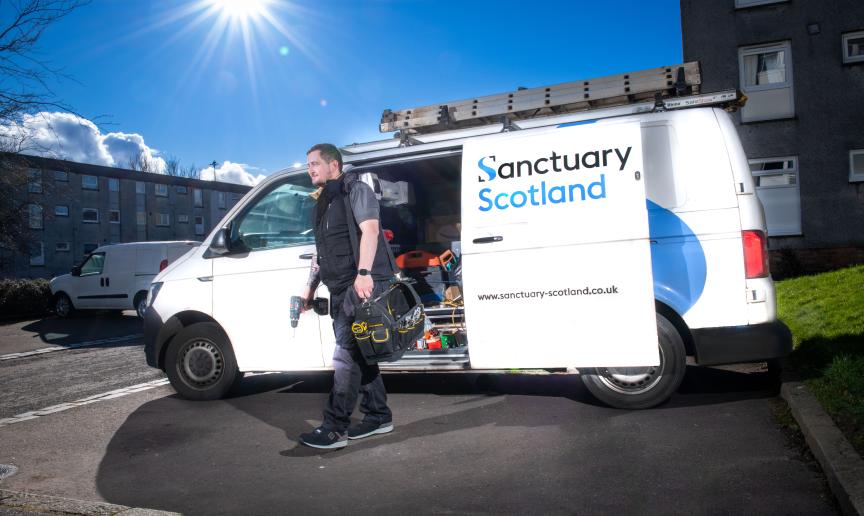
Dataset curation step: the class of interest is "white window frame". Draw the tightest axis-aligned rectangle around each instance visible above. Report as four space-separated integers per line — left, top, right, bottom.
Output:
28 204 43 229
735 0 787 8
82 175 99 190
54 205 69 217
54 169 68 182
136 181 146 194
194 215 205 235
176 185 188 194
29 242 44 266
178 214 189 223
750 156 802 236
193 188 203 207
156 213 170 227
55 242 70 252
109 210 121 224
217 191 226 209
850 150 864 182
843 31 864 64
82 208 100 224
155 183 168 197
28 169 42 193
739 42 793 92
109 178 120 192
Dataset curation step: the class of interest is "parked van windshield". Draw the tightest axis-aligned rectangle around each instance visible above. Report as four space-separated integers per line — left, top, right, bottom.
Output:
79 253 105 276
234 175 315 250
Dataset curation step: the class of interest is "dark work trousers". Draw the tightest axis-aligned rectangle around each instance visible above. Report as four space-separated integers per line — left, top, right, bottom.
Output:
322 283 392 433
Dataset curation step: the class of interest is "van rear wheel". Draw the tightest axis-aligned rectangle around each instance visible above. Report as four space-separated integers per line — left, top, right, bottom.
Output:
165 322 238 401
580 313 686 409
134 292 148 319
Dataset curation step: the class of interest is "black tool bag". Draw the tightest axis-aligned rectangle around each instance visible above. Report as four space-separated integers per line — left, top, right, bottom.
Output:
343 187 426 363
351 282 425 363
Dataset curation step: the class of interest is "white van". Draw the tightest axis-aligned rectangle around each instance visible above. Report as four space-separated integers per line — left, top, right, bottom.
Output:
144 69 791 409
50 241 199 318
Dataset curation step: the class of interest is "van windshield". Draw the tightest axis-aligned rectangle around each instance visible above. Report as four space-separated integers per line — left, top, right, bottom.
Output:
79 253 105 276
234 176 316 250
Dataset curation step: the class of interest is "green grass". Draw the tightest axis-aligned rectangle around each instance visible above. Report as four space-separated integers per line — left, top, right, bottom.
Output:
776 264 864 454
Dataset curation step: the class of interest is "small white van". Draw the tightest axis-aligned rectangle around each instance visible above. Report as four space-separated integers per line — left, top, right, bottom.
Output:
144 65 791 409
50 241 199 318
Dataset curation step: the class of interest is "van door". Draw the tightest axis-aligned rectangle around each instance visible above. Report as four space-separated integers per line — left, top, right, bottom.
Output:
212 175 323 371
460 121 659 369
74 252 108 309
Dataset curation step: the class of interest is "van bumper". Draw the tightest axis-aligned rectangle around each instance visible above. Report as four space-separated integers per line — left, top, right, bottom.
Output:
691 321 792 366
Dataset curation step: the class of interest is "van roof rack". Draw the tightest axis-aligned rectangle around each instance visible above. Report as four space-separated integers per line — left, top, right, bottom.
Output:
378 62 741 135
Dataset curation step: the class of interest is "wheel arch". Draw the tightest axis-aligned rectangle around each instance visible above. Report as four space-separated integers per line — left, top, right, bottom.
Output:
655 299 695 358
156 310 229 370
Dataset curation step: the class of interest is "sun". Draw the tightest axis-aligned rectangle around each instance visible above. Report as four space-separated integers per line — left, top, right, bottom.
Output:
209 0 271 22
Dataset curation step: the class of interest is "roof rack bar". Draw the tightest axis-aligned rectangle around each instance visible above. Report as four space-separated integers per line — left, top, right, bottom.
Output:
380 62 702 134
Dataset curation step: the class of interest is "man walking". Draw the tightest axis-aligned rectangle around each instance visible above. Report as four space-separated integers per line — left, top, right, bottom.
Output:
299 143 395 449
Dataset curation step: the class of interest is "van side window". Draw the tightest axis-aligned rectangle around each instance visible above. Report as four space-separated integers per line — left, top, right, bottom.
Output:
80 253 105 276
233 175 316 250
642 125 684 209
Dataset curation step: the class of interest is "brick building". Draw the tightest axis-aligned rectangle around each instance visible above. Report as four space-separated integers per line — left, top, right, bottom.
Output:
2 153 252 279
681 0 864 275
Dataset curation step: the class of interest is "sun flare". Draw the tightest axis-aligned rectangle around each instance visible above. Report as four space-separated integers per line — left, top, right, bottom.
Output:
210 0 271 21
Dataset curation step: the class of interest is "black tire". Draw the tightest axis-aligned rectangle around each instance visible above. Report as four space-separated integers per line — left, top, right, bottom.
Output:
165 322 238 401
54 293 75 318
134 291 148 319
580 313 686 409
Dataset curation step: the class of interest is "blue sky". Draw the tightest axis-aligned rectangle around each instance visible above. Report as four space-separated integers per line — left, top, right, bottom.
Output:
30 0 682 182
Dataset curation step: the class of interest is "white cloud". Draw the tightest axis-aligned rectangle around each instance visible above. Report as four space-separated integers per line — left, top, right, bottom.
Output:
0 111 266 185
200 160 266 186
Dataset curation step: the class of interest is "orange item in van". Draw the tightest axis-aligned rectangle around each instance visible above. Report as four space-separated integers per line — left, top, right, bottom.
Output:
396 250 441 269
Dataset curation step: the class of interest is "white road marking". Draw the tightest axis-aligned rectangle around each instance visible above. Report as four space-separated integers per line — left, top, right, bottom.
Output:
0 334 142 361
0 378 170 428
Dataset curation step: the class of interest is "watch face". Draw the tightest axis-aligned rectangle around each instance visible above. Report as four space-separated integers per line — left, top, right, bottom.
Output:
358 269 369 276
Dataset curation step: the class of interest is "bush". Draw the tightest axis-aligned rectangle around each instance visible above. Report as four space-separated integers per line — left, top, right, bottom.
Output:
0 278 52 319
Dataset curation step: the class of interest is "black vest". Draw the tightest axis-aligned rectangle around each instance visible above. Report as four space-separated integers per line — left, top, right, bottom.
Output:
314 174 393 293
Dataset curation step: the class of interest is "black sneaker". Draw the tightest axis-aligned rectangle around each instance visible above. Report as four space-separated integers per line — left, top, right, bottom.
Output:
299 426 348 449
347 420 394 440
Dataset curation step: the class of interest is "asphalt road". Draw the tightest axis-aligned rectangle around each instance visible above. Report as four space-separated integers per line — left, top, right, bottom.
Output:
0 315 838 515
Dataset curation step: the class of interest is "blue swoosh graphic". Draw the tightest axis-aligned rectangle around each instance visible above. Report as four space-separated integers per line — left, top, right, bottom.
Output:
478 156 496 182
647 199 707 315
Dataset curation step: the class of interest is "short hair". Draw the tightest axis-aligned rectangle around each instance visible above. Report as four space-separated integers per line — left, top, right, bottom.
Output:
307 143 343 171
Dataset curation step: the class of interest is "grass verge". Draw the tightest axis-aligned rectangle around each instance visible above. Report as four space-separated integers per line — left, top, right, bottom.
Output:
776 264 864 455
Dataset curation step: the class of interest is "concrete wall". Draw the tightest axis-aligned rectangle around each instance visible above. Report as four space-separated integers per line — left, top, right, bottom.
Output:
681 0 864 254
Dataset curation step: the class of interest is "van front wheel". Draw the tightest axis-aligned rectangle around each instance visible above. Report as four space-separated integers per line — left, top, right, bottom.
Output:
165 322 238 401
580 313 686 409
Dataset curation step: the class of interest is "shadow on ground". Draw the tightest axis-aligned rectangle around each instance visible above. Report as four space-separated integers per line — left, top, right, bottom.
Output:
90 365 823 515
16 313 142 347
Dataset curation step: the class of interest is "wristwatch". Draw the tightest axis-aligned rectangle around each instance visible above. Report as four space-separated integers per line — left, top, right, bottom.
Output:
357 269 370 276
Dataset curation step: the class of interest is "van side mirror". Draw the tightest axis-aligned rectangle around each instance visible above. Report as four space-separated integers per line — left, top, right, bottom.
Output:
71 265 81 276
209 227 232 255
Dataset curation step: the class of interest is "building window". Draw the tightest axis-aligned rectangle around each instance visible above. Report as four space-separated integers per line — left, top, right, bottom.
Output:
217 191 226 209
156 213 170 226
28 204 43 229
109 210 121 224
739 41 794 122
750 156 801 236
28 169 42 193
82 175 98 190
29 242 44 266
54 169 68 182
176 185 188 194
136 211 147 225
83 243 98 254
194 188 203 207
109 178 120 192
136 181 146 194
734 0 787 8
850 150 864 182
194 215 205 235
54 205 69 217
178 214 189 223
155 183 168 197
55 242 70 252
82 208 99 223
843 31 864 64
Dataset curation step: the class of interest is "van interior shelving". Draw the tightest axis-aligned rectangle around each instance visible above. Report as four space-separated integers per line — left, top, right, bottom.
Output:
353 154 470 369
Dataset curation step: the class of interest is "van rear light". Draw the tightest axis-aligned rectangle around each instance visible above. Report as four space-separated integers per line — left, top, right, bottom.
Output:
742 230 769 278
159 259 169 271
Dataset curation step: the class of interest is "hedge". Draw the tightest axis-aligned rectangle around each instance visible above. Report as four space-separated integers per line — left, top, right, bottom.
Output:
0 278 52 320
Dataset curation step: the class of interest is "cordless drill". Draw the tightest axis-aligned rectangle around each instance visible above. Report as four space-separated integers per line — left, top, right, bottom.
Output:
290 296 303 328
